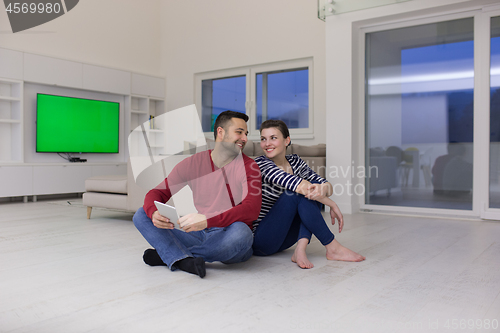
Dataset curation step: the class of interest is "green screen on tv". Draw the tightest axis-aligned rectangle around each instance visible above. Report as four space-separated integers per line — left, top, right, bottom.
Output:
36 94 120 153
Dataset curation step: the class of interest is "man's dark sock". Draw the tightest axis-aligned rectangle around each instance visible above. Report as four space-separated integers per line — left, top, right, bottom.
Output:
143 249 167 266
174 257 206 278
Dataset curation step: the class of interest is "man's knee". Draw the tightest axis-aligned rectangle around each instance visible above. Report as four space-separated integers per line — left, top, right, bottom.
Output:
133 207 149 229
220 222 253 263
225 222 253 251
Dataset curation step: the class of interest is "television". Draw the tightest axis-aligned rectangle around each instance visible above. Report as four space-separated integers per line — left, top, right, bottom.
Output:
36 94 120 153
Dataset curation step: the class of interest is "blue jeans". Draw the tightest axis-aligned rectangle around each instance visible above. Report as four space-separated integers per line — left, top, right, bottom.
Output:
252 190 335 256
133 208 253 269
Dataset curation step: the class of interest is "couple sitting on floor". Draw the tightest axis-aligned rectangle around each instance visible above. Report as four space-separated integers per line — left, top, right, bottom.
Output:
133 111 365 278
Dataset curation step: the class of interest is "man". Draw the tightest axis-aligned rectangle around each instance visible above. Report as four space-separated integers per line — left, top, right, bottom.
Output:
133 111 261 278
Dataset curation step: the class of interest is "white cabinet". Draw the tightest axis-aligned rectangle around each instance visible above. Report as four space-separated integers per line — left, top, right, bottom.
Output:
0 165 32 197
0 163 127 198
131 73 165 98
33 165 92 195
83 64 131 95
24 53 83 88
91 164 127 177
0 79 23 163
0 48 23 80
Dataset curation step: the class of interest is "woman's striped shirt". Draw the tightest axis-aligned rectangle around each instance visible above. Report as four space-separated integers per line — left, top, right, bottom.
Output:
252 154 327 232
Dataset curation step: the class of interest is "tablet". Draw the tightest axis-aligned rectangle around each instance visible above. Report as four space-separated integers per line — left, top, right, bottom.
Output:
154 201 180 229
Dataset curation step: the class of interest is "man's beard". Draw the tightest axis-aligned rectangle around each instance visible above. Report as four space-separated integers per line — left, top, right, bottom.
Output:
220 140 243 156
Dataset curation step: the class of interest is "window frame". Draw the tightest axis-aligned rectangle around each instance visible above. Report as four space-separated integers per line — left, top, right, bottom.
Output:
194 57 314 140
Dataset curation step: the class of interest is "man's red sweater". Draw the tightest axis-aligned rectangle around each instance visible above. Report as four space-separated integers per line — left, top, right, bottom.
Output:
143 150 262 229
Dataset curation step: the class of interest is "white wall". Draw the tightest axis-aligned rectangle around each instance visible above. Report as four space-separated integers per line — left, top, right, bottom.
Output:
1 0 325 145
160 0 326 145
0 0 162 77
325 0 498 214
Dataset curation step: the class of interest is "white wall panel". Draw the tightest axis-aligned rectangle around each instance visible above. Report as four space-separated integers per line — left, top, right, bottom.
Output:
24 53 83 88
83 64 130 95
0 48 23 80
131 73 165 98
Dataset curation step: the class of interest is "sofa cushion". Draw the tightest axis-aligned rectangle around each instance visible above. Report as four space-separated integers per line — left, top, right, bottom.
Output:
83 192 128 210
253 142 265 157
300 157 327 179
85 175 127 194
291 143 326 157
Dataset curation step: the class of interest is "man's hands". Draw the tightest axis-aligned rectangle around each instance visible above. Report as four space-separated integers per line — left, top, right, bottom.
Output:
152 210 208 232
329 202 344 233
178 213 208 232
152 210 175 229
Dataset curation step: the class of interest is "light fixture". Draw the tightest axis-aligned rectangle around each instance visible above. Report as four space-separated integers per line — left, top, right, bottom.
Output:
318 0 412 21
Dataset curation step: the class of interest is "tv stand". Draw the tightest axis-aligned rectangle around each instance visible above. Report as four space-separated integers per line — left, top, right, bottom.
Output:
69 157 87 162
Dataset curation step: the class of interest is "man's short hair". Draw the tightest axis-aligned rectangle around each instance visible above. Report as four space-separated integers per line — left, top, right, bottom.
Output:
213 111 249 140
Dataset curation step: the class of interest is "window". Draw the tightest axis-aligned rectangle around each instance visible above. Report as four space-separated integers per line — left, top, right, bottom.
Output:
201 76 246 132
195 58 313 138
256 68 309 130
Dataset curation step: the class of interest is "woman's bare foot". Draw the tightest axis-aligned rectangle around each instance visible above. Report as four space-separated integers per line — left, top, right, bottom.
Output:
291 238 314 269
325 239 365 262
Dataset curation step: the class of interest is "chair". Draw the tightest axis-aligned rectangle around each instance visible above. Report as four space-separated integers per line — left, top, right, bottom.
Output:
402 147 419 187
385 146 404 186
419 148 433 187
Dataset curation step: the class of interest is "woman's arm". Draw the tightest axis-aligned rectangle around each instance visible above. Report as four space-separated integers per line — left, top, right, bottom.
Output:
291 155 331 198
258 155 332 200
257 156 304 192
295 179 312 195
315 196 344 233
305 182 333 200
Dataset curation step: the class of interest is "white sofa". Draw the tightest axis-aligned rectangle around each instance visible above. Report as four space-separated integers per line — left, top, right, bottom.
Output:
83 160 148 218
83 142 327 218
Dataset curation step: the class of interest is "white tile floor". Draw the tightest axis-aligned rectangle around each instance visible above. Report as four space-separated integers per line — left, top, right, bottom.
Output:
1 200 499 333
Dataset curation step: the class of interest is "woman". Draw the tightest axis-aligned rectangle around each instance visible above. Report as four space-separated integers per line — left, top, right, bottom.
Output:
252 120 365 268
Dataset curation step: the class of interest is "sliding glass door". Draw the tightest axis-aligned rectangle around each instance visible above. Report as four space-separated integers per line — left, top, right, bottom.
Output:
365 16 474 211
363 8 500 218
